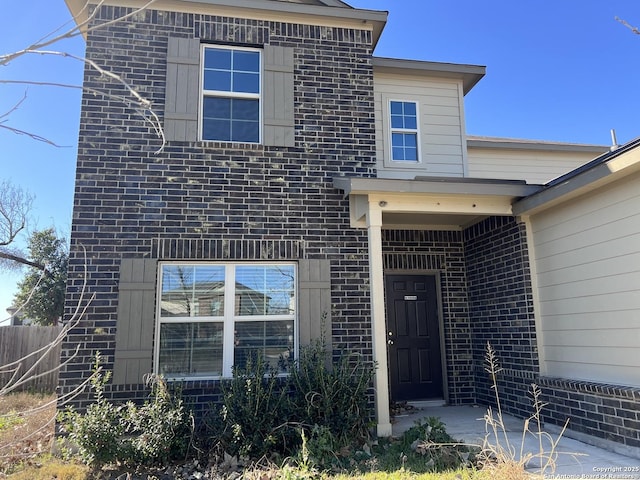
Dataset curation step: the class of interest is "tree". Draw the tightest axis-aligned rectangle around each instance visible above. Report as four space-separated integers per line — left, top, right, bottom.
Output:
12 228 68 326
0 180 37 271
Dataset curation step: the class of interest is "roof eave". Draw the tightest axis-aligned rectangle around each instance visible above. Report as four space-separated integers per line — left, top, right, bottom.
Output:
372 57 486 95
467 136 609 154
333 176 541 198
513 137 640 216
65 0 388 45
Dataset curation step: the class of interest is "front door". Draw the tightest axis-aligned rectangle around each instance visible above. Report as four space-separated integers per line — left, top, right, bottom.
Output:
385 274 443 401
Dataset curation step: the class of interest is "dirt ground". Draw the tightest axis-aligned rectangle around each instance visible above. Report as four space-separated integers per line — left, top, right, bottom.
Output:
0 392 57 473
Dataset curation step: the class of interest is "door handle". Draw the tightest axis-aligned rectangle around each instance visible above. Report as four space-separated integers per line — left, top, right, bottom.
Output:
388 339 394 345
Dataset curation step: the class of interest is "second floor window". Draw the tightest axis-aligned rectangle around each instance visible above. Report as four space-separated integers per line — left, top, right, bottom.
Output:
201 46 261 143
390 100 419 162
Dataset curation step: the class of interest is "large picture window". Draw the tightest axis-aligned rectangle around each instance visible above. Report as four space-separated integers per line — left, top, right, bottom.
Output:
157 263 296 379
389 100 419 162
201 45 261 143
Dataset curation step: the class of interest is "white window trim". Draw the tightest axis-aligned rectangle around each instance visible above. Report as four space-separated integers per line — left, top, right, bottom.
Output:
154 261 297 380
199 44 263 144
386 98 422 167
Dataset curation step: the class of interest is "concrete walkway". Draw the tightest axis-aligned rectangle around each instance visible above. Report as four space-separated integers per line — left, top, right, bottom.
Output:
392 405 640 478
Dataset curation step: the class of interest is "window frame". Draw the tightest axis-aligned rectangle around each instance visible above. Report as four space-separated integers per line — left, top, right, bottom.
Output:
154 261 297 380
387 99 421 164
199 44 263 144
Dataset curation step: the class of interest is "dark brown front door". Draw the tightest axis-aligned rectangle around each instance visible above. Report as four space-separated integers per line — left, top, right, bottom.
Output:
385 274 443 401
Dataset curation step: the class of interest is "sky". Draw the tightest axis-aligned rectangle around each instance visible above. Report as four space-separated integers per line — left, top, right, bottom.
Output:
0 0 638 324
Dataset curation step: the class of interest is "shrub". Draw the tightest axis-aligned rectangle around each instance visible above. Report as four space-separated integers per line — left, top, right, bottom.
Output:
58 357 192 468
214 354 293 459
289 339 375 448
208 339 376 467
57 364 124 467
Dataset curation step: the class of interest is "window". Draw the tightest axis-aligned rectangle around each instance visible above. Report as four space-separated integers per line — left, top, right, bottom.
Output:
157 263 296 379
201 46 261 143
389 100 419 162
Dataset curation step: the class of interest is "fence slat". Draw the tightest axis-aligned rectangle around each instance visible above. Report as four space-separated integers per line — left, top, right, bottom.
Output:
0 325 63 393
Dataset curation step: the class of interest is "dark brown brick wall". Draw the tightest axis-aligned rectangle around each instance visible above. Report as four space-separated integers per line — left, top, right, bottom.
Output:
540 378 640 449
60 6 377 409
464 216 539 418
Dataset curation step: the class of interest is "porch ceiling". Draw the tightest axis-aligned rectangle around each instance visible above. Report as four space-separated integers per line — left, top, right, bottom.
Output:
332 176 542 230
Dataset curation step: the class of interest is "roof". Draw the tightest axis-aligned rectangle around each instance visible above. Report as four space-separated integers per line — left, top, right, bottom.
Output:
513 136 640 216
65 0 388 46
333 176 540 198
467 135 608 154
372 57 486 95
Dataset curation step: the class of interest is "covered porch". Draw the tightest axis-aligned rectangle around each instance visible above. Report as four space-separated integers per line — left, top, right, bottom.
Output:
333 176 542 436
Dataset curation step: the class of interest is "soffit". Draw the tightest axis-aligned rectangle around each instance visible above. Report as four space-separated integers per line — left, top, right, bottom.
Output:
65 0 387 45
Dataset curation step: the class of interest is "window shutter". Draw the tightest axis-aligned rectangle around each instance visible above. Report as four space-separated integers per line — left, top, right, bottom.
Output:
164 37 200 142
263 45 295 147
113 258 158 385
298 259 332 351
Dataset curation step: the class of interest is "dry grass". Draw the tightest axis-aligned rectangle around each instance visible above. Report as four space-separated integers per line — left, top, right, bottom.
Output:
0 392 57 474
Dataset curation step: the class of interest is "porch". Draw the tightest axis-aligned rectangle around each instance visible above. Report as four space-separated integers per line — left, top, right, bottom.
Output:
392 404 640 475
333 176 542 436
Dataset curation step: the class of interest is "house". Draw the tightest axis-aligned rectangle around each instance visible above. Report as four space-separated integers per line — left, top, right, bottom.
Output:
60 0 640 453
5 306 30 326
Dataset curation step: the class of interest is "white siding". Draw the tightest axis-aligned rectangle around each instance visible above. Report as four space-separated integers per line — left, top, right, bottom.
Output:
468 147 599 184
530 170 640 386
374 72 466 179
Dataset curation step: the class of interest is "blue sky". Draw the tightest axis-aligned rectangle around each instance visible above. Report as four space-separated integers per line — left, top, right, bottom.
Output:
1 0 638 322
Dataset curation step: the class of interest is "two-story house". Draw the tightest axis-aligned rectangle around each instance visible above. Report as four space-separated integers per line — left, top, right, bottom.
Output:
60 0 640 453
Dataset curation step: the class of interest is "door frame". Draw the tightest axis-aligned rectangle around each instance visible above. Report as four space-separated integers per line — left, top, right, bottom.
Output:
384 269 449 403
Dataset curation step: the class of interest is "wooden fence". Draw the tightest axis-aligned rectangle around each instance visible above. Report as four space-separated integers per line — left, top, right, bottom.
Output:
0 325 63 393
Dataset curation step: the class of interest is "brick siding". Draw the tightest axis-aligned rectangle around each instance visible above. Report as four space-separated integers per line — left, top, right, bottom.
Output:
540 377 640 449
60 5 377 410
464 216 539 418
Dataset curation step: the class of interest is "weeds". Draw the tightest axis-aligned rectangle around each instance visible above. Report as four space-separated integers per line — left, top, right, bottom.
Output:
0 392 57 474
479 342 576 478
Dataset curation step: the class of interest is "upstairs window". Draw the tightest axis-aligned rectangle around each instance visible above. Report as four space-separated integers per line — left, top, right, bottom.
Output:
389 101 419 162
201 46 261 143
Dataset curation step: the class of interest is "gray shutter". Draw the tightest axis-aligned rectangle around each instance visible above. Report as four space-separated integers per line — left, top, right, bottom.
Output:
164 37 200 142
298 259 332 352
113 258 158 385
263 45 295 147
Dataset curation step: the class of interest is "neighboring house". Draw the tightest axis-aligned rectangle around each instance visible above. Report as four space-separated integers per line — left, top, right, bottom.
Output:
5 306 31 326
60 0 639 453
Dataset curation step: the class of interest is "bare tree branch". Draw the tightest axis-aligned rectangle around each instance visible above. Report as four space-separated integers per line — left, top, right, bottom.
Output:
616 16 640 35
1 245 93 397
0 250 48 272
0 91 64 146
0 180 32 248
0 0 165 153
0 0 157 68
